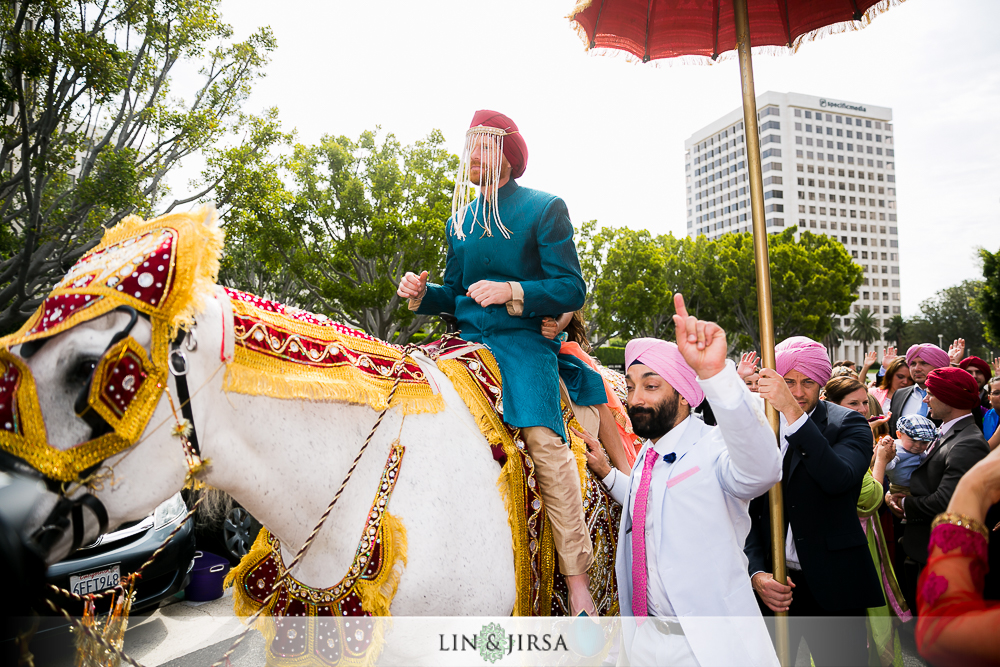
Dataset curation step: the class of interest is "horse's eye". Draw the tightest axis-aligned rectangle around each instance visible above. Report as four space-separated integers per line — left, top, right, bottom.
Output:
69 358 99 386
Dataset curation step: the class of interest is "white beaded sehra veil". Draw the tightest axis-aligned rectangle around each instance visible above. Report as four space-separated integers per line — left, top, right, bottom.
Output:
451 125 515 241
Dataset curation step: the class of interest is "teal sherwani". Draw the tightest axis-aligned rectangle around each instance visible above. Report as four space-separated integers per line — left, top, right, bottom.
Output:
417 179 605 440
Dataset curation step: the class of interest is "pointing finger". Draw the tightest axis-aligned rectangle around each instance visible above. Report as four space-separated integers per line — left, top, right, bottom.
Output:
673 293 688 320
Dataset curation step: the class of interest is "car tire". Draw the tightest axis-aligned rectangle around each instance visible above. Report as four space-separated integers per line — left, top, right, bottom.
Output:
221 506 261 564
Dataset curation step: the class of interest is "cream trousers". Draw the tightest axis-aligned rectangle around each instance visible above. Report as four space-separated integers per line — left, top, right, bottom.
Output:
518 380 599 576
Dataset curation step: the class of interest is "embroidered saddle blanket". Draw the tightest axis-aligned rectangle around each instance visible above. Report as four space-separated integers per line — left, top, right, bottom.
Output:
422 336 621 617
222 288 443 416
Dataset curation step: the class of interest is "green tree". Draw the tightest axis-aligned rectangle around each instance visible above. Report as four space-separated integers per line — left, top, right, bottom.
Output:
276 129 457 343
714 230 862 350
584 226 673 346
977 246 1000 348
575 225 721 346
906 280 989 358
849 307 881 355
883 314 906 348
0 0 277 333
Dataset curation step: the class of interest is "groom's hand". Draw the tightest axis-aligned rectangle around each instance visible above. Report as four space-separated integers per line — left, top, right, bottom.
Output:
467 280 512 307
671 292 727 380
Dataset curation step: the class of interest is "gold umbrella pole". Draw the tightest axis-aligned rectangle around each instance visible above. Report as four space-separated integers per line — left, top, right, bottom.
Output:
733 0 789 665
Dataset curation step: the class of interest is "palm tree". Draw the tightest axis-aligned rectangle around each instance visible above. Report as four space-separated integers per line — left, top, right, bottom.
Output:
849 307 882 356
823 314 846 358
884 315 906 348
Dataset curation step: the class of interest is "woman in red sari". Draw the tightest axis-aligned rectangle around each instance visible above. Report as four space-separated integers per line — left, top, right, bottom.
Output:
916 445 1000 666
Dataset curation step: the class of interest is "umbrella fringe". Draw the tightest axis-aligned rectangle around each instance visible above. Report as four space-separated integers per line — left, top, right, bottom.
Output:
568 0 907 65
791 0 907 53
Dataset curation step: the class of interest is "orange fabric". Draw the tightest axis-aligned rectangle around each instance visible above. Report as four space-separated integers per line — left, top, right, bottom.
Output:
560 342 642 466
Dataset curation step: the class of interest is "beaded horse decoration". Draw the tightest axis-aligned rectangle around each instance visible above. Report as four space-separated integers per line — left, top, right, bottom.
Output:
0 206 224 482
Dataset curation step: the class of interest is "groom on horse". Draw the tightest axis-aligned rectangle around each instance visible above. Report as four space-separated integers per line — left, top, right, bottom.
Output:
397 110 608 617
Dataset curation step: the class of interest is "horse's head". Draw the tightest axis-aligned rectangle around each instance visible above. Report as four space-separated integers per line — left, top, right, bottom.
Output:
0 205 224 563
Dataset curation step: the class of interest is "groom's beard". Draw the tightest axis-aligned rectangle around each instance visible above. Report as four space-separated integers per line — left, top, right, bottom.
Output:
628 392 681 441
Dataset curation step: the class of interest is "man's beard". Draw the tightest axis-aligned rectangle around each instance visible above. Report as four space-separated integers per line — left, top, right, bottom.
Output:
627 393 681 441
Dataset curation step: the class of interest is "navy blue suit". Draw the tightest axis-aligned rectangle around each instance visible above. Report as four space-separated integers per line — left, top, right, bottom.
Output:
745 400 884 611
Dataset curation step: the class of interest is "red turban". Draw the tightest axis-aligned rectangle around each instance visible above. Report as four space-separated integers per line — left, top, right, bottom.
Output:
959 356 991 380
469 110 528 179
924 367 981 410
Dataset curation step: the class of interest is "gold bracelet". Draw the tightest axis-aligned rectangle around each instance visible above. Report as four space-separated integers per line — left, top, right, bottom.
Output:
932 512 989 540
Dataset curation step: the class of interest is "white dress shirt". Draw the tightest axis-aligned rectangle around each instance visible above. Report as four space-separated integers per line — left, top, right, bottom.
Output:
778 410 810 570
902 384 928 417
600 368 746 617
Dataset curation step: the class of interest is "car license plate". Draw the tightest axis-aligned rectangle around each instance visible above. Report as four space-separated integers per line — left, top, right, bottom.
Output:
69 565 120 596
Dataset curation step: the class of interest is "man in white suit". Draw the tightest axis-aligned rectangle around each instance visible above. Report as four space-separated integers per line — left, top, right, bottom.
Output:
579 294 781 666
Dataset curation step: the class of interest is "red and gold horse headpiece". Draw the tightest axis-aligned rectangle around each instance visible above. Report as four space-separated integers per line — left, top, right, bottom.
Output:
0 206 223 482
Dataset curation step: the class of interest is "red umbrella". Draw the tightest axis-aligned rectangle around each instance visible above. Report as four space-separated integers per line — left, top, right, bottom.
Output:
568 2 903 664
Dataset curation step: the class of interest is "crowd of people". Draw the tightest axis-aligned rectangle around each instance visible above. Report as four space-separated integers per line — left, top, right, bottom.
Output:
733 339 1000 666
398 109 998 667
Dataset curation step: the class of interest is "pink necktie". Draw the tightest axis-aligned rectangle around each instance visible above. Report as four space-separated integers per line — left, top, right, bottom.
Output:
631 450 657 618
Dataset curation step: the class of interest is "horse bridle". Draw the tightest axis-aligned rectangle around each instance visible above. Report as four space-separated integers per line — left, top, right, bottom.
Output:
9 306 204 558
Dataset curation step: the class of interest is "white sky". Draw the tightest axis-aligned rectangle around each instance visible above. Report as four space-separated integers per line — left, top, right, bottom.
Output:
199 0 1000 317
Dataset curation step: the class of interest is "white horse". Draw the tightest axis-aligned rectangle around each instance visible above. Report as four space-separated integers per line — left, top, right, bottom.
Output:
18 270 524 654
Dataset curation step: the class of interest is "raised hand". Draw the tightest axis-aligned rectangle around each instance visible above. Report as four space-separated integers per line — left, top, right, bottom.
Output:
994 356 1000 377
948 338 966 364
737 351 759 379
397 271 428 299
671 292 727 379
882 346 897 369
864 350 877 367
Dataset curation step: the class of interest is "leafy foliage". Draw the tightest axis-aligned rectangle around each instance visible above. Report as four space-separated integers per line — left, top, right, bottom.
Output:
0 0 277 333
977 246 1000 349
904 280 989 358
577 226 861 352
285 129 456 343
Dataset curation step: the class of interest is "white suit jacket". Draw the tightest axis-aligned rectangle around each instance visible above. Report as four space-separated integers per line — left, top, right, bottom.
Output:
608 362 781 667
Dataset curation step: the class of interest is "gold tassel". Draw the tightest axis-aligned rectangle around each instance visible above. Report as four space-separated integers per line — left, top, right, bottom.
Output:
72 578 135 667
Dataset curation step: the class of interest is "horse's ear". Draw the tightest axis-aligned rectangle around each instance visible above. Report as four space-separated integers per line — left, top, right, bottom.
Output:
193 203 218 229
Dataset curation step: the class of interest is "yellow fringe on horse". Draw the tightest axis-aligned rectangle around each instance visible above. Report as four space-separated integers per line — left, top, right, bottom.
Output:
225 512 407 667
435 357 547 615
356 511 407 617
223 350 445 415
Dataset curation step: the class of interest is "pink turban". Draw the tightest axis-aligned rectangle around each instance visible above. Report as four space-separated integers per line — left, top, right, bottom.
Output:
905 343 950 370
625 338 704 407
775 336 832 386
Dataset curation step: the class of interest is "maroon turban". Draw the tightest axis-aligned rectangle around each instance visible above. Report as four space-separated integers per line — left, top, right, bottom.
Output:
469 110 528 179
959 356 991 380
924 367 981 410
